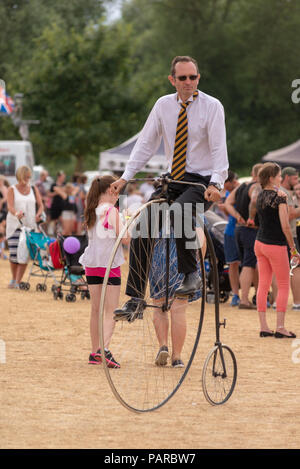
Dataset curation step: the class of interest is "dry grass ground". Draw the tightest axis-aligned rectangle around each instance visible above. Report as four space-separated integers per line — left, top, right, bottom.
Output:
1 257 300 449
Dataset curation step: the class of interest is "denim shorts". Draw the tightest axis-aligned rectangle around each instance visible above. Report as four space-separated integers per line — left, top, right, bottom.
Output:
235 226 257 268
224 234 240 264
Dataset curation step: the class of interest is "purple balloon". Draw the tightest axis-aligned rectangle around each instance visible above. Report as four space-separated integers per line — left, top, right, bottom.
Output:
63 236 80 254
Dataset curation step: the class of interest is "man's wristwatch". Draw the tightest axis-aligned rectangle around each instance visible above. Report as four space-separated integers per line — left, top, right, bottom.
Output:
208 182 222 191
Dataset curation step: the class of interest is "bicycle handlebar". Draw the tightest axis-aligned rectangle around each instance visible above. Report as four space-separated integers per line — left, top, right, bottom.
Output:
127 173 207 191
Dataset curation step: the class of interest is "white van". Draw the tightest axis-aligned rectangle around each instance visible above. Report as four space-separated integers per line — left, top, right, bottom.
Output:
0 140 35 185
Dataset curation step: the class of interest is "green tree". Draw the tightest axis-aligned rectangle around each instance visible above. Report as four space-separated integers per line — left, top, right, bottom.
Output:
20 19 142 171
118 0 300 172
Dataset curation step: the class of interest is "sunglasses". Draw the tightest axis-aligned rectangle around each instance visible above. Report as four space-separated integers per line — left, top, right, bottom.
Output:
175 75 198 81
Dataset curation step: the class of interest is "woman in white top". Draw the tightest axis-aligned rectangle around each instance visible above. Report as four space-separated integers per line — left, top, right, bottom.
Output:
79 175 130 367
6 165 44 288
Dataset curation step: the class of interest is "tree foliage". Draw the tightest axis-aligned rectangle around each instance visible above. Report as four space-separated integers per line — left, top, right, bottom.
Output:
1 0 300 174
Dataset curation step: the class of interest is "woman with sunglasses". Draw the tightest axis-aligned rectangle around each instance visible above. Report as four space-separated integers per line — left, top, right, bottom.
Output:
111 55 229 319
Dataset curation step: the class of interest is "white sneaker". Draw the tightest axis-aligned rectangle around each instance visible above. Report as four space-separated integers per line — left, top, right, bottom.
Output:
292 304 300 311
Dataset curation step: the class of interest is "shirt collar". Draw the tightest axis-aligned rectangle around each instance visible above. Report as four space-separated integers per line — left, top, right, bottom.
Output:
176 90 199 104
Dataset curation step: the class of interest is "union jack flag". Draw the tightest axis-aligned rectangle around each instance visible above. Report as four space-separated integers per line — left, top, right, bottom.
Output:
0 85 14 114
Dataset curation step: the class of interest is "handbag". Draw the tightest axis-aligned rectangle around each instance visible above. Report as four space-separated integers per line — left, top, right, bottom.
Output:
17 227 30 264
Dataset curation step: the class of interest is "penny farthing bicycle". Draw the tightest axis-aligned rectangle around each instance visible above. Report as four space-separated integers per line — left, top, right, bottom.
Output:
99 175 237 413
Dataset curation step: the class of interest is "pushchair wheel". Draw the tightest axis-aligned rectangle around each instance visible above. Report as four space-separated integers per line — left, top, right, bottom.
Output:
80 291 90 300
19 282 26 290
42 284 47 292
66 293 76 302
36 283 42 292
24 282 30 291
54 290 63 300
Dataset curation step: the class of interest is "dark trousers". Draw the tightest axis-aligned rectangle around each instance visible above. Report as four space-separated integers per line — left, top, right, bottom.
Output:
125 173 212 298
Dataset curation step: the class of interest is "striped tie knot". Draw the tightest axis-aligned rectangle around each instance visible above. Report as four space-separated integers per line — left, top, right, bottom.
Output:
171 91 198 181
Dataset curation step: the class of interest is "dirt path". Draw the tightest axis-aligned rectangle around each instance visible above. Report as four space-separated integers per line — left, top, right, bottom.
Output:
0 259 300 449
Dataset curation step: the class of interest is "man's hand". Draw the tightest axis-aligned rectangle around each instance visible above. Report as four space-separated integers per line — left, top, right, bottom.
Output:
204 185 221 203
110 178 127 196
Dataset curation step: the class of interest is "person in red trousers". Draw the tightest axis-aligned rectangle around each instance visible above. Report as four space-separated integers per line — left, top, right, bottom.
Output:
254 163 300 338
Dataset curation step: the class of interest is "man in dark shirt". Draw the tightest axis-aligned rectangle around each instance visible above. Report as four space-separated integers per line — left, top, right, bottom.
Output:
225 163 263 309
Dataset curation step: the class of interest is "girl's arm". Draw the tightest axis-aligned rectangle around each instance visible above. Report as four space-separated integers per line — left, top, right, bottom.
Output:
107 206 131 245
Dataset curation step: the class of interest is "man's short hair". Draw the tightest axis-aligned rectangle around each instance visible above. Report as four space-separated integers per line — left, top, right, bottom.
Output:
170 56 199 77
281 166 298 178
225 170 237 183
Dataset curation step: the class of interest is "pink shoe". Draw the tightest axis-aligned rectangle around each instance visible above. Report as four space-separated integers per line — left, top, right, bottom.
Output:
88 351 102 365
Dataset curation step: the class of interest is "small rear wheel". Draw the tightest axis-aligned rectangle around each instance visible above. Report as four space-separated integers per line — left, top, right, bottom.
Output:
202 343 237 406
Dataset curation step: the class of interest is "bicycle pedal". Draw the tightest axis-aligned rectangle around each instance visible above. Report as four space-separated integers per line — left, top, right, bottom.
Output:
114 313 132 322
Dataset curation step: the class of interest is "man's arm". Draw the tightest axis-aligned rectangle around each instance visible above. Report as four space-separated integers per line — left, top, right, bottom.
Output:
288 205 300 221
121 102 162 182
248 183 261 225
207 100 229 187
224 187 246 224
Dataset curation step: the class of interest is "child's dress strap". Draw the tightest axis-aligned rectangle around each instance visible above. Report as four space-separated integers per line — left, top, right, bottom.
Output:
103 206 114 229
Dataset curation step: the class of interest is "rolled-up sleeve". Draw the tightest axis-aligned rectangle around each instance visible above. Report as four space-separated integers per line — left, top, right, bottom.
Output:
121 102 162 181
207 101 229 187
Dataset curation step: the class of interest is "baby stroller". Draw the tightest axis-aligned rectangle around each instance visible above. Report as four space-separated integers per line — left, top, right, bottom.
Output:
52 234 90 302
204 210 231 304
19 226 59 292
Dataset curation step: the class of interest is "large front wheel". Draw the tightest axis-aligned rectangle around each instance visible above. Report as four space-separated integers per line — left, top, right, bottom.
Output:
99 199 206 413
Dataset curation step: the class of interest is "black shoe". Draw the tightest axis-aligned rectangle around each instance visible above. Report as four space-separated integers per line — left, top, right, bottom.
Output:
175 272 202 297
103 349 120 368
259 331 274 337
155 346 169 366
172 359 184 368
114 298 146 322
274 330 296 339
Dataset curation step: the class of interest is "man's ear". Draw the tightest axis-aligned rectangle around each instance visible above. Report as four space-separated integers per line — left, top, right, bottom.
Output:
168 75 175 87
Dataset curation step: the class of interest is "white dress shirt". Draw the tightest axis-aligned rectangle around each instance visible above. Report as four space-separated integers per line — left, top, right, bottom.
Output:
121 90 229 187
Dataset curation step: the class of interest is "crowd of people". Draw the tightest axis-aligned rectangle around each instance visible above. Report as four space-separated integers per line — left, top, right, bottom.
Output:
0 163 300 316
217 164 300 338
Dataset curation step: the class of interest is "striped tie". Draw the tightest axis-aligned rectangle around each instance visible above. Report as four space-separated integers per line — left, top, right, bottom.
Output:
171 90 198 180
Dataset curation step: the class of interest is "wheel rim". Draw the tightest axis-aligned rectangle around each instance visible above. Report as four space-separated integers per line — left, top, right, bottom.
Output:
100 200 206 413
202 344 237 406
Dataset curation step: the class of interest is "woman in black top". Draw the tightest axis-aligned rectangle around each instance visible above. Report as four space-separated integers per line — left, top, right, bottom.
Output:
254 163 300 338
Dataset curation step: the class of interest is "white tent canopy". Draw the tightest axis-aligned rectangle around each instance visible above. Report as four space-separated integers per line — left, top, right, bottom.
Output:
262 139 300 170
99 133 168 174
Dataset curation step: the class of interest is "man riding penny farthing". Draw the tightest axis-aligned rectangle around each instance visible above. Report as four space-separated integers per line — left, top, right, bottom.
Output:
99 55 236 412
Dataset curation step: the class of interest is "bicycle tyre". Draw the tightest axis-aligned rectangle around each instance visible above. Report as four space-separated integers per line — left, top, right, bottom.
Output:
202 343 237 406
99 199 206 413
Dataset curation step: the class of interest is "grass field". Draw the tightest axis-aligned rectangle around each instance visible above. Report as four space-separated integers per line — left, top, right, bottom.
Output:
0 257 300 449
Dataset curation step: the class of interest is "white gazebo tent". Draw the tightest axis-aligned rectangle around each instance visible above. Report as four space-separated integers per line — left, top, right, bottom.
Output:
262 139 300 170
99 133 168 174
